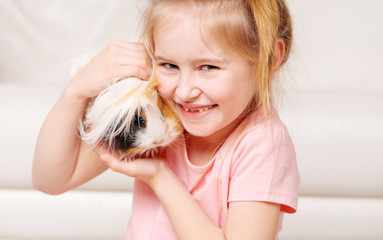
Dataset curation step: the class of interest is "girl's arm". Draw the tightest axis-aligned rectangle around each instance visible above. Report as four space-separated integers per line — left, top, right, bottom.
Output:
32 41 151 195
225 202 280 240
32 86 107 195
100 154 281 240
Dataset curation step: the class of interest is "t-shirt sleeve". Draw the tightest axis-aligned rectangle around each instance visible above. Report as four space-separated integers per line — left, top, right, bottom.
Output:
228 120 300 213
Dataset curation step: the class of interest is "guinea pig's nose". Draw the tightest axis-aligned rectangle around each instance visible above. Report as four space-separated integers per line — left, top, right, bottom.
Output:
152 140 162 145
152 138 165 146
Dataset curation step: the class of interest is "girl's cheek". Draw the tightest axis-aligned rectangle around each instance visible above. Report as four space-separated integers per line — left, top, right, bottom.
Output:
157 76 177 97
156 83 167 97
157 86 179 118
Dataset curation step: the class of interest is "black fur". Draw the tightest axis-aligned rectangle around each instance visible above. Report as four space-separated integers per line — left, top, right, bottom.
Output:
103 111 146 151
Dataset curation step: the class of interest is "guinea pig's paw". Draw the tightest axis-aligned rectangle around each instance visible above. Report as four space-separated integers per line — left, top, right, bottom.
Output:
144 148 159 158
120 155 133 162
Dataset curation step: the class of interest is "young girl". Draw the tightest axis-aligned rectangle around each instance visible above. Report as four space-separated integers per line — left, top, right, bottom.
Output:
33 0 300 239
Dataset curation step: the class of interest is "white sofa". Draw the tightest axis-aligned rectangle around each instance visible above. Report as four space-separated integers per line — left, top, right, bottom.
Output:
1 1 382 239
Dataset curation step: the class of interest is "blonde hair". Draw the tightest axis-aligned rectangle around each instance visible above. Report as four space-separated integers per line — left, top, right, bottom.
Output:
141 0 293 113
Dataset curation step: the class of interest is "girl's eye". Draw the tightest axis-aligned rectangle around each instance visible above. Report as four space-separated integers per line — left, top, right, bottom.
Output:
162 63 179 70
200 65 218 71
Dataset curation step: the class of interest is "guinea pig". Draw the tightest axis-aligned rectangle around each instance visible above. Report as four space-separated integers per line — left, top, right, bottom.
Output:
79 77 183 159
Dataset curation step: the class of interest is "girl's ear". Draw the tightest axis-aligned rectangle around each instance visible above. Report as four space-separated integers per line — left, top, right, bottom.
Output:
272 38 286 72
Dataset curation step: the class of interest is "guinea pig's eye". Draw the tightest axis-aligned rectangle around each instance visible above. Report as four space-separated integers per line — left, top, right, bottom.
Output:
138 116 146 126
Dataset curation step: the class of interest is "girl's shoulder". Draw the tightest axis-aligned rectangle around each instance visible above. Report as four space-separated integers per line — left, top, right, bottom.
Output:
217 107 296 170
220 107 300 213
232 107 292 149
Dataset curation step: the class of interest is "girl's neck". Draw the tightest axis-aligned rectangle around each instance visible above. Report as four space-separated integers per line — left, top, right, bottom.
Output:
185 134 223 167
183 104 256 166
184 116 243 167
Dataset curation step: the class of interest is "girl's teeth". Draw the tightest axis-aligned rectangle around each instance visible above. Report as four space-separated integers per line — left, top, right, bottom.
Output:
183 106 211 112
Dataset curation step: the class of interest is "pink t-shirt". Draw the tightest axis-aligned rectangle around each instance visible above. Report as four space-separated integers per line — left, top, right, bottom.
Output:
126 108 300 240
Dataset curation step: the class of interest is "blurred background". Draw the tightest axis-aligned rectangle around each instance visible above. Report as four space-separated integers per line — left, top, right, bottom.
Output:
0 0 382 239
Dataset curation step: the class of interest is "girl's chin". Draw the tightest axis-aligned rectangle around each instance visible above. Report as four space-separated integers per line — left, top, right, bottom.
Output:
181 122 213 137
181 119 214 137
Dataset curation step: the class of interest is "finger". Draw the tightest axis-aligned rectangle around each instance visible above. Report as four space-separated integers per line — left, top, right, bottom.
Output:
115 55 152 74
100 153 129 174
104 41 151 69
103 42 146 64
116 41 147 52
109 41 148 59
112 65 151 81
95 145 120 159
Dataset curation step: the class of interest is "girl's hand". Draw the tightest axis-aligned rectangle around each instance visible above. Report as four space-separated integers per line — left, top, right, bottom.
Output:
68 40 152 100
98 150 167 186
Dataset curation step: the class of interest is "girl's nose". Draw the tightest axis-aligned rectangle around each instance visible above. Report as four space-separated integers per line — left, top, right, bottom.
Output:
175 73 201 102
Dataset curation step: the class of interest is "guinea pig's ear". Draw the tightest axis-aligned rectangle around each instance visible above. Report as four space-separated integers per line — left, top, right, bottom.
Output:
149 76 159 88
144 78 162 107
150 80 160 94
156 92 164 110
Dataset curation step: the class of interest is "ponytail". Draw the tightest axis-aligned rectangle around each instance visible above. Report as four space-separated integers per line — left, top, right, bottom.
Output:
246 0 292 112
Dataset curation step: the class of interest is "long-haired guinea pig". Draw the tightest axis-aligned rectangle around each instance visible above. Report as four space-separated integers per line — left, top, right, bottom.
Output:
79 77 183 159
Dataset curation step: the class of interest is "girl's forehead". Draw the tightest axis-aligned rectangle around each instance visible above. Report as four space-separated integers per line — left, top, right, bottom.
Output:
153 8 193 33
153 12 223 51
149 3 252 61
154 21 214 56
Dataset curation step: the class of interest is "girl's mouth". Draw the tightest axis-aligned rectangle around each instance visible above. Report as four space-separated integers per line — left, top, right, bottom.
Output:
178 104 218 114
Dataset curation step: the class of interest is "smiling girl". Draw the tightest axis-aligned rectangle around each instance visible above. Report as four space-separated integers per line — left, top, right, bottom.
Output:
33 0 300 239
